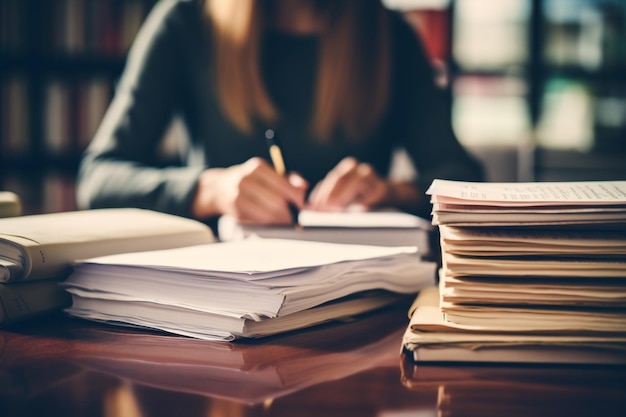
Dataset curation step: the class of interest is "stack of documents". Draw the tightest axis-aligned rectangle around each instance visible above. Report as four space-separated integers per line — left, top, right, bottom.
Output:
403 179 626 364
65 238 436 341
218 209 433 256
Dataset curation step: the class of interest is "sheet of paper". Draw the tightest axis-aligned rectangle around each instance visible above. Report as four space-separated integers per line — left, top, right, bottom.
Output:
443 252 626 278
78 238 418 279
439 225 626 256
440 225 626 246
441 303 626 333
441 276 626 301
427 179 626 206
297 209 432 229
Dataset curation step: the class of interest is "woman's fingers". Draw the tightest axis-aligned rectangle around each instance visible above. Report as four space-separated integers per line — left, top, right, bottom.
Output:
309 157 389 211
228 158 307 224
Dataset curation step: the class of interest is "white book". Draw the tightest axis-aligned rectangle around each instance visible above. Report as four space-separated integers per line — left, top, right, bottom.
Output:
0 208 216 283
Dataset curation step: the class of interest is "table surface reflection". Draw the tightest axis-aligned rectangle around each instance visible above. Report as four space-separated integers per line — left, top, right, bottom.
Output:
1 304 625 417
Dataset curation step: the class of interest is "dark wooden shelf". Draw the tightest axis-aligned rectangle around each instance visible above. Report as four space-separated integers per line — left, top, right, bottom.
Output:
0 0 155 214
543 66 626 83
38 55 127 73
1 55 126 76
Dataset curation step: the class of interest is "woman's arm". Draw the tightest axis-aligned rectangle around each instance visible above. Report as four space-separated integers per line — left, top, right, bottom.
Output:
76 0 203 218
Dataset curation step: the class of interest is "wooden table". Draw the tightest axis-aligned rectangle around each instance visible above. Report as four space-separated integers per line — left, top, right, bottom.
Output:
1 305 625 417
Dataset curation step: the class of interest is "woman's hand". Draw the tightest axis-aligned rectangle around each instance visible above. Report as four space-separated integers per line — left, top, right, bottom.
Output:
308 157 390 211
192 157 308 224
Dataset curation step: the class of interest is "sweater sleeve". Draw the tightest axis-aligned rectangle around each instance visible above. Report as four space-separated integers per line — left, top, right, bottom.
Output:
76 0 204 218
390 15 484 196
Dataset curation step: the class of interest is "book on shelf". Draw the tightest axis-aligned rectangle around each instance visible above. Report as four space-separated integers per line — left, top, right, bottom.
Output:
42 78 113 156
218 208 433 256
1 76 30 157
402 179 626 365
64 237 436 341
42 173 78 213
44 79 73 155
46 0 149 56
76 78 111 150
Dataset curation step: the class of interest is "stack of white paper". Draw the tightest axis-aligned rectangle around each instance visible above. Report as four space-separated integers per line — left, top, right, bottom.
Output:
218 209 433 256
403 179 626 364
65 238 436 341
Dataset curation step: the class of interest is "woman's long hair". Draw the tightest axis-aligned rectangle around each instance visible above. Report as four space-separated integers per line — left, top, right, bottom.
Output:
205 0 390 140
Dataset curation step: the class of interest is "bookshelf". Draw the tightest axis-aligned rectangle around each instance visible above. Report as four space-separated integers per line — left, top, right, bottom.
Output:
533 0 626 181
396 0 626 182
0 0 155 215
448 0 626 181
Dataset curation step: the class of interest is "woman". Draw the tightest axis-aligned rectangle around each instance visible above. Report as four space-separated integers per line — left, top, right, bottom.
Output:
77 0 483 228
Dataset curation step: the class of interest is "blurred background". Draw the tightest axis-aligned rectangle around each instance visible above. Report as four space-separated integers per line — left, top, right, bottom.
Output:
2 0 626 215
